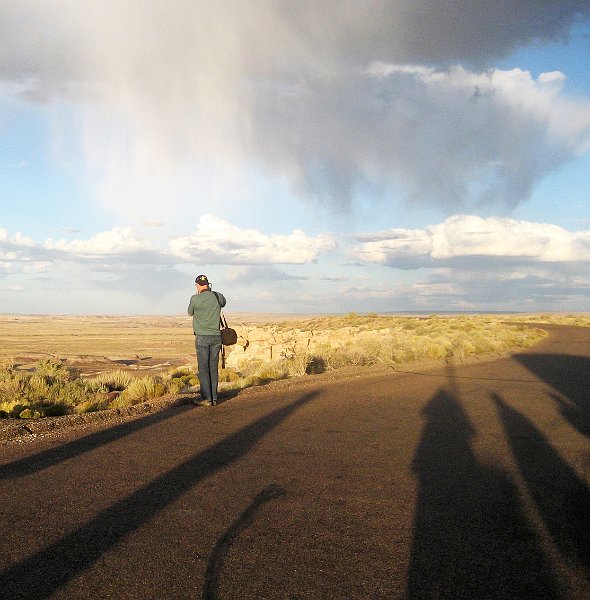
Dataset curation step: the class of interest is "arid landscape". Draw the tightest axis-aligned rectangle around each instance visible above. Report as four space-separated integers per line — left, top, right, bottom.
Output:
1 312 589 422
1 320 589 598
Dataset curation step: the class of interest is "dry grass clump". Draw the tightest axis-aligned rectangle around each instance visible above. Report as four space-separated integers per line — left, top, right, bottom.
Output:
166 367 198 393
111 377 166 407
0 358 174 419
87 370 135 392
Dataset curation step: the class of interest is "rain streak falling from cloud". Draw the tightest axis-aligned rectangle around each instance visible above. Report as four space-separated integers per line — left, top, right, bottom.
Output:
1 1 590 218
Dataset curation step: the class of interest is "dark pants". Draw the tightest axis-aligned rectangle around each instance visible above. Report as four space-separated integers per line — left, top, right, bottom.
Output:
195 335 222 401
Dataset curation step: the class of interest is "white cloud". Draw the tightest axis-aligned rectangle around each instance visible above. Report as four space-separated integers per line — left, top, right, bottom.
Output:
1 217 335 272
170 215 336 265
45 227 154 256
1 226 166 274
352 215 590 266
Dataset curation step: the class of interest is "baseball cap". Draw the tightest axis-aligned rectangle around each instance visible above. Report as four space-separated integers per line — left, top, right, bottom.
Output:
195 274 209 286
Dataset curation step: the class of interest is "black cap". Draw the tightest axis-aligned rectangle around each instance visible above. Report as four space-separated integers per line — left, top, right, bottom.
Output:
195 274 209 286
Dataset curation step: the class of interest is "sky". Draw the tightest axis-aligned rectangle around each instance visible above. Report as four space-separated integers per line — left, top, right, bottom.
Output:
1 1 590 315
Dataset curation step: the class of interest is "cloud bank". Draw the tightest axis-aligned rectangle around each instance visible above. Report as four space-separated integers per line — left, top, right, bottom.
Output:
3 215 589 314
1 1 589 216
0 216 335 274
352 214 590 267
170 215 336 264
252 65 590 211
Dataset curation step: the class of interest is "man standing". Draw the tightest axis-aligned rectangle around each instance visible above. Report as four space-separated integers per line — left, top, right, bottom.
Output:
187 274 226 406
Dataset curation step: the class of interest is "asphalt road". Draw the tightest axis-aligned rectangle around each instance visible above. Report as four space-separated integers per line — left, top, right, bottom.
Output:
1 324 589 599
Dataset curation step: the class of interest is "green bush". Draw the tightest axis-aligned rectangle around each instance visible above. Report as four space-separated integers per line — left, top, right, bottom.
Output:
19 408 41 419
35 358 79 385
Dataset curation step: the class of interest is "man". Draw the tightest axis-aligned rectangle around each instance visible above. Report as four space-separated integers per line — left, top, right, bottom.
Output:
187 274 226 406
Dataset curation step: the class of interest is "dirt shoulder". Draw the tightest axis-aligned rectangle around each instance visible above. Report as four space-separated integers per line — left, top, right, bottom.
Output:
0 348 510 446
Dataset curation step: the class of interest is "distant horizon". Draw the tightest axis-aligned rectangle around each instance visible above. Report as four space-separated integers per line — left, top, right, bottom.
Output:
3 309 589 319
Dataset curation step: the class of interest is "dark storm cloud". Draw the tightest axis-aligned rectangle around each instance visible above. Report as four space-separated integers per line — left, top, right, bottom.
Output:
0 1 589 212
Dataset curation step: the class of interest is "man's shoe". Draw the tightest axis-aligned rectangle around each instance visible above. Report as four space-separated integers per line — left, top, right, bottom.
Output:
195 399 212 407
211 399 217 406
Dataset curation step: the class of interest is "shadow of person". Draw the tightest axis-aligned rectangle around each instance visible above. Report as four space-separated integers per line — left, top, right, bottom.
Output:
0 406 192 481
408 369 558 599
202 484 287 600
492 392 590 574
0 391 318 599
514 353 590 438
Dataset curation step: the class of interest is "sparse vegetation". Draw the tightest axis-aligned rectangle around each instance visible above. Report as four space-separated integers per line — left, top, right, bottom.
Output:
0 313 587 419
212 314 560 394
0 358 173 419
221 314 552 380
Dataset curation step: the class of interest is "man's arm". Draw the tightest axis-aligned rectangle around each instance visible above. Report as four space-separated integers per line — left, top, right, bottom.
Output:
187 295 196 315
214 292 227 308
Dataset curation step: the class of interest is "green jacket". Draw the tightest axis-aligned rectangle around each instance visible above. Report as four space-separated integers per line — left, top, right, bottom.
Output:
187 290 226 336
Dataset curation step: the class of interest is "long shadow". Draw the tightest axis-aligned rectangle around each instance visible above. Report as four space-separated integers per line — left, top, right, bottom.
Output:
408 368 559 599
0 405 192 481
0 391 317 599
514 354 590 438
202 484 287 600
493 393 590 573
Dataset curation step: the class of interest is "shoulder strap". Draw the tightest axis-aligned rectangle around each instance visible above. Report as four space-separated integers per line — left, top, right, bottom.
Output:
212 292 229 329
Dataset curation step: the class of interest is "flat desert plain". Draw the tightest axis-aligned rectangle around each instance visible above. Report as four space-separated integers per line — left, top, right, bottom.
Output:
1 313 587 380
0 313 318 376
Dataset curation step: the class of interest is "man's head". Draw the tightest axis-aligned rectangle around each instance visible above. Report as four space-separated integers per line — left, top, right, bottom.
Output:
195 274 210 292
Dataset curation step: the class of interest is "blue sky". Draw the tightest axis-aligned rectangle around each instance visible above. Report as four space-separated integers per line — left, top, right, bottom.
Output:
1 2 590 315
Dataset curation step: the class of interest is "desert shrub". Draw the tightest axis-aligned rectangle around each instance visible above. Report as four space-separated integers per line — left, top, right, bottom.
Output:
166 378 186 394
114 376 166 407
27 374 51 401
218 368 241 383
35 359 79 385
450 333 476 358
169 366 192 379
424 339 452 360
0 358 193 418
305 356 327 374
0 356 16 376
19 408 42 419
320 346 373 369
88 370 134 392
238 375 265 389
0 374 27 403
74 397 111 414
47 379 91 406
0 400 27 418
254 361 290 381
166 366 198 393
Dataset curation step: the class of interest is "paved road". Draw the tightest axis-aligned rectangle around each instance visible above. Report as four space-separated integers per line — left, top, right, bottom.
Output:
1 325 589 599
